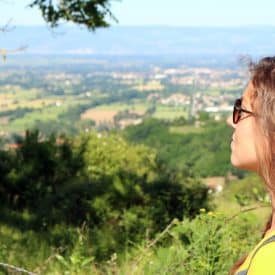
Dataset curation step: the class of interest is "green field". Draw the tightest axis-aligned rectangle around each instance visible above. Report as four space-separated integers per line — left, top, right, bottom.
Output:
152 105 188 120
169 125 204 134
1 105 68 132
90 102 149 113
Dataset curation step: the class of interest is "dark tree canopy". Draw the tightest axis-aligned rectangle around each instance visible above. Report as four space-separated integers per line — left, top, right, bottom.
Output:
29 0 118 30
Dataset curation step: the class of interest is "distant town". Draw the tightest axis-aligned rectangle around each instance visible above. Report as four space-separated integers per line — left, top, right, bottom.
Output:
0 55 248 140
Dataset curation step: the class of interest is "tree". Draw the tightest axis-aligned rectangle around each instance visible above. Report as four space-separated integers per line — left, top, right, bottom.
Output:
1 0 119 58
0 21 27 59
29 0 118 30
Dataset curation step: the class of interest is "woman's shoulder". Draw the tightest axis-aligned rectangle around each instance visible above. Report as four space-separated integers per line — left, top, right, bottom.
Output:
248 234 275 274
235 232 275 275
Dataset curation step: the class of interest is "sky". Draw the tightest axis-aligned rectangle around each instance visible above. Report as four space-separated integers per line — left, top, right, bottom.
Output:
1 0 275 27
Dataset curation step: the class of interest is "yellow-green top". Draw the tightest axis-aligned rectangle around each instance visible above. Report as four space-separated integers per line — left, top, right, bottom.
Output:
236 230 275 275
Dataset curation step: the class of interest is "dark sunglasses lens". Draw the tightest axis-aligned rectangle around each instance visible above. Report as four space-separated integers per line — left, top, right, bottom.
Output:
233 99 242 124
233 108 240 124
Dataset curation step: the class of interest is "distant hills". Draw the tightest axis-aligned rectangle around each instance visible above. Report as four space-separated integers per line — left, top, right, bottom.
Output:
1 26 275 57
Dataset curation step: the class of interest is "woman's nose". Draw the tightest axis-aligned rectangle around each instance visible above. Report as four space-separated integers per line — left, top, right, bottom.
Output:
227 115 236 128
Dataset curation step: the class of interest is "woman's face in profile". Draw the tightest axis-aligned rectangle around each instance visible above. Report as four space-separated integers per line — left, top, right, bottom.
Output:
227 82 259 171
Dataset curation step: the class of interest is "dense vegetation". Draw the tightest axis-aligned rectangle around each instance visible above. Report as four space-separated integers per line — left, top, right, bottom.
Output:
124 118 244 178
0 127 211 271
0 58 264 274
0 116 270 273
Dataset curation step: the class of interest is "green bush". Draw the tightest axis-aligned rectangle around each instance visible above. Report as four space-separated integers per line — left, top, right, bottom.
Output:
0 130 211 261
124 118 237 177
116 211 263 275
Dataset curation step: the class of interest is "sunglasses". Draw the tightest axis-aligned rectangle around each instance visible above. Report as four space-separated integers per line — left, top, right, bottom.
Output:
233 98 254 124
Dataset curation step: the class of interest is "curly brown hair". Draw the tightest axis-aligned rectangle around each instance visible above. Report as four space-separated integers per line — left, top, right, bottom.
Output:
230 56 275 274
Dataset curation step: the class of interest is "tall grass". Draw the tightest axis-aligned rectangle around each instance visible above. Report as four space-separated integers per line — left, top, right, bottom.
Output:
0 210 264 274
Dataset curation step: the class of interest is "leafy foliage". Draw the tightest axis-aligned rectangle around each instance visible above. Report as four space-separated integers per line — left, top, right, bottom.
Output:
29 0 118 30
0 123 269 273
0 129 210 261
126 212 261 275
124 118 239 177
0 210 264 274
217 173 269 209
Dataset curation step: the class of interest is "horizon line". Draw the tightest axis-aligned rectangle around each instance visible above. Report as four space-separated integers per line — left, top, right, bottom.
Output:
12 24 275 28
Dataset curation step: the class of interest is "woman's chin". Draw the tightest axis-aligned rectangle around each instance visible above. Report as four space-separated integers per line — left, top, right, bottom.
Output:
230 155 258 171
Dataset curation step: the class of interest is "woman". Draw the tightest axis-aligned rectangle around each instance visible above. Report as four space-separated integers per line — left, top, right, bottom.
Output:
228 57 275 275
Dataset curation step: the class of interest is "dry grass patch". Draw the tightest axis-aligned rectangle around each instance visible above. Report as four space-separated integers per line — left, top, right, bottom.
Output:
0 116 9 125
81 109 118 125
133 80 164 92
